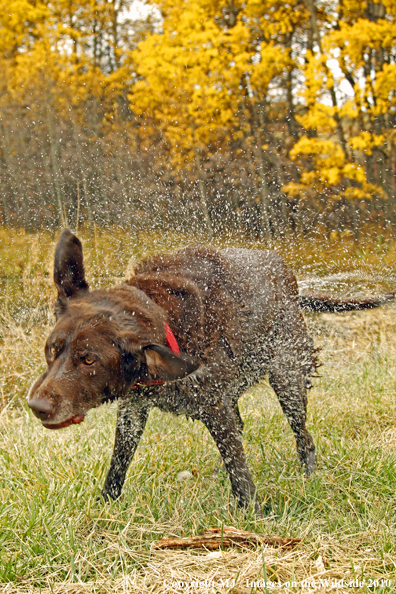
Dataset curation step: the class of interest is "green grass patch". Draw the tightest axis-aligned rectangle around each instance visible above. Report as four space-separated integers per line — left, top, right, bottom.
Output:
1 348 396 590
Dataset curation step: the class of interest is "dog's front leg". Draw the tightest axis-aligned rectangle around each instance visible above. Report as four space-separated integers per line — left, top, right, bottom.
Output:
102 397 150 501
200 401 261 515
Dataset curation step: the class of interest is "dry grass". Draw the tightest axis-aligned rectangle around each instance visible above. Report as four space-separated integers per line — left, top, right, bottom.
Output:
0 542 392 593
1 229 396 592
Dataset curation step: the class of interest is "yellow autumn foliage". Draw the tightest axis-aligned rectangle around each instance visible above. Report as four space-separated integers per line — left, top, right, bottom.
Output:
349 132 385 156
0 0 395 223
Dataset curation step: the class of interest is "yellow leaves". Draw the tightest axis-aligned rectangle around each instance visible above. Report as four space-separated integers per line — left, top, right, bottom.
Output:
383 0 396 16
323 167 342 186
128 0 294 159
281 182 312 201
288 133 386 203
348 131 385 155
326 18 396 72
339 0 367 20
0 0 393 208
298 51 327 106
286 0 395 205
288 136 372 199
296 104 337 133
338 100 358 119
290 138 345 167
374 63 396 109
0 0 49 54
249 44 289 93
323 17 396 126
343 183 385 201
245 0 309 40
343 163 366 183
295 52 339 133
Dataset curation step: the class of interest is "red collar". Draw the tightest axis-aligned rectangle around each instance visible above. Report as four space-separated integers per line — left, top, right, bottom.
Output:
131 322 179 389
165 322 180 354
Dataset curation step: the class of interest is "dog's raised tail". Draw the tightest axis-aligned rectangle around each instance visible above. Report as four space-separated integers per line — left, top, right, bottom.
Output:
299 292 395 313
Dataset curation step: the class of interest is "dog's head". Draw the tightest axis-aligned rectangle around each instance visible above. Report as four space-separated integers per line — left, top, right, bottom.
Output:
28 229 198 429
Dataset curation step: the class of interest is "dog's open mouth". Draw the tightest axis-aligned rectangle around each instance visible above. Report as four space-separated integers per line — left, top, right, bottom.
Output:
42 414 85 430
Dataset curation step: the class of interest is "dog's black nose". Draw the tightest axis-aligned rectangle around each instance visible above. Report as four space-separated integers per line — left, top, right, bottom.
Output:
28 398 55 420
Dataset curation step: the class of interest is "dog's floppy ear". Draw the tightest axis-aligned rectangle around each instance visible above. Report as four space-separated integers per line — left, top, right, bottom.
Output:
142 344 199 382
54 229 89 310
119 332 199 385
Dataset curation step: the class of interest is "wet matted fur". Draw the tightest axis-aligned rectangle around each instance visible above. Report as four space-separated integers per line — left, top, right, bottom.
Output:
29 230 383 514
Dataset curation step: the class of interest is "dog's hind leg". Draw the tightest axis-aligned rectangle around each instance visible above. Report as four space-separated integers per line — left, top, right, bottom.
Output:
102 398 150 501
267 320 317 477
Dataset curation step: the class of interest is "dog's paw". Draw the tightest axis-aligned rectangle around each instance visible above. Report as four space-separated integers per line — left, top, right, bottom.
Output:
100 487 121 503
304 450 317 477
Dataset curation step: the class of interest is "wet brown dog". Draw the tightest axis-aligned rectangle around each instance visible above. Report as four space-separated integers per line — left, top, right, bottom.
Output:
28 230 390 513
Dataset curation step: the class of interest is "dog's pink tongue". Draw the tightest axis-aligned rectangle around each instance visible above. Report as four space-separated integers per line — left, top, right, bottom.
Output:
71 414 85 425
44 414 85 430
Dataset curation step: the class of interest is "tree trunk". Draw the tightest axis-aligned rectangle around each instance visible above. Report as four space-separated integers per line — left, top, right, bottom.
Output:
194 145 213 238
46 94 67 227
245 81 272 239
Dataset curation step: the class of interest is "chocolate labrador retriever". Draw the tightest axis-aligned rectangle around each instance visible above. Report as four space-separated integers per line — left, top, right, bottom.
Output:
28 230 391 513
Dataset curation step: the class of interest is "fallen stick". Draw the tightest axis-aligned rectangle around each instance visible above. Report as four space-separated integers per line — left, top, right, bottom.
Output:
153 526 300 551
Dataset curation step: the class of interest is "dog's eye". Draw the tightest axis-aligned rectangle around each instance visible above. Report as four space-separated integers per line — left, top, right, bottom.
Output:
49 346 56 357
83 357 95 366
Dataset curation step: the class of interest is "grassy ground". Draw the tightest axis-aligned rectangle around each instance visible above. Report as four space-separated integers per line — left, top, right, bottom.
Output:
1 228 396 592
